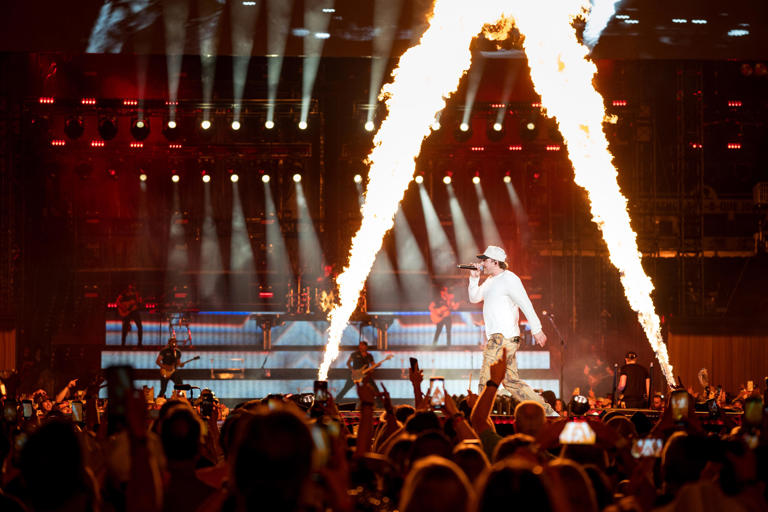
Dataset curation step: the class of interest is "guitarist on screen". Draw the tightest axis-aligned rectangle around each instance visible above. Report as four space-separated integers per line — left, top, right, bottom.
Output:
117 284 143 346
430 286 459 346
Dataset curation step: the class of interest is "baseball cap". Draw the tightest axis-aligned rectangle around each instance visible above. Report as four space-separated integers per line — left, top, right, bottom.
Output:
477 245 507 263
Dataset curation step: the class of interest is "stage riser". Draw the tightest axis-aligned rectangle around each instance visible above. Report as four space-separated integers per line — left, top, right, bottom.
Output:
101 350 551 371
99 379 561 401
100 348 557 399
108 313 537 347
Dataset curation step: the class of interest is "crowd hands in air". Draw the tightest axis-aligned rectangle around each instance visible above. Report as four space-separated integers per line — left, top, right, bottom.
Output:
1 353 768 512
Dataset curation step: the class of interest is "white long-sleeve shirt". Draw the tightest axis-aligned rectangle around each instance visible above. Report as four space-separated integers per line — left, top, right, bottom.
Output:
468 270 543 340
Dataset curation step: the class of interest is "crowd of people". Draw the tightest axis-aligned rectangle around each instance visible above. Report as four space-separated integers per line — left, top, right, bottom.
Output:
1 349 767 512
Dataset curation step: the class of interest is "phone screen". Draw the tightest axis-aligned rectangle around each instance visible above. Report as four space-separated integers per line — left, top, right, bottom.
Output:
558 420 596 445
71 400 84 423
428 377 446 409
631 438 663 458
744 397 763 428
409 357 419 372
670 390 689 422
313 380 329 405
21 400 33 419
311 422 331 470
106 365 134 433
3 400 17 423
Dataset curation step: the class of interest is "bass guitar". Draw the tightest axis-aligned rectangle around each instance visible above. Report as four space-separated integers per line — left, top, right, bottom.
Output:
351 354 394 383
159 356 200 379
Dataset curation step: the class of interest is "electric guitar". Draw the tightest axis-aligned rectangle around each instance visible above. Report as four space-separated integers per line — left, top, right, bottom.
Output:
159 356 200 379
351 354 393 383
117 296 140 318
429 297 458 324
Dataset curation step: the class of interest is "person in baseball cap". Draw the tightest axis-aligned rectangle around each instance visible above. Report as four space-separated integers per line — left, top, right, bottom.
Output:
467 245 557 416
476 245 508 270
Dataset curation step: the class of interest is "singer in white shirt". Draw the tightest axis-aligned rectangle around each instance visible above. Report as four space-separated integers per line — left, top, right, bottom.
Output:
468 245 557 416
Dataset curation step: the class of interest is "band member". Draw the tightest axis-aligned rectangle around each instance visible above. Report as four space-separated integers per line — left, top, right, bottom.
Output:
156 337 184 398
117 284 142 346
336 341 378 401
468 245 557 416
430 286 459 346
618 351 650 408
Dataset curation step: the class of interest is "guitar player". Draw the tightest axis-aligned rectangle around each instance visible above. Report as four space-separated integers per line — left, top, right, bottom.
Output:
156 337 184 398
336 341 379 402
430 286 459 346
117 284 143 346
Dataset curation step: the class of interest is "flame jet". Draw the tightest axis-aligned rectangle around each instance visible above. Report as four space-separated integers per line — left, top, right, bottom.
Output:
318 0 510 380
508 1 674 386
320 0 675 388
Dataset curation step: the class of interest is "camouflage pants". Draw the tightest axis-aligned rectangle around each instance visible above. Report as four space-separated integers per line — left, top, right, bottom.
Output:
478 333 557 416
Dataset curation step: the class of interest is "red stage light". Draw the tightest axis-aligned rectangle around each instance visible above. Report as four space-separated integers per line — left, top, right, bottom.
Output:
123 99 138 106
470 146 486 152
169 143 182 149
612 100 628 107
546 145 561 151
259 292 275 298
508 145 523 151
690 143 703 149
727 100 742 107
129 142 144 149
50 139 66 147
165 100 179 106
38 97 55 104
81 98 96 105
90 140 105 147
531 102 541 108
727 143 742 149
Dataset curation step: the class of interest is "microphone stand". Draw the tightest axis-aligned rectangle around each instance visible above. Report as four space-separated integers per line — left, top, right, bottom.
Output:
545 313 566 400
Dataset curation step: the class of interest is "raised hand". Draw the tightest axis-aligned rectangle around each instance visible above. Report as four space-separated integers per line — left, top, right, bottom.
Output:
490 347 507 386
379 383 394 415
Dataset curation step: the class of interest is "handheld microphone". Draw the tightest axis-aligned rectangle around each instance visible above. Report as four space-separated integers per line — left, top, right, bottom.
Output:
457 264 478 270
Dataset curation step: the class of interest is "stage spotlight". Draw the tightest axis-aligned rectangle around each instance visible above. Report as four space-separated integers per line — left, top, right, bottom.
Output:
139 171 148 182
261 174 271 183
353 174 363 184
202 173 211 183
130 118 150 140
64 116 85 140
163 121 180 141
230 173 239 183
231 120 241 131
106 168 117 179
443 175 452 185
487 119 506 142
298 121 308 130
171 173 180 183
414 175 424 184
364 121 375 132
520 117 539 142
293 173 302 183
503 174 512 183
265 120 275 130
472 175 481 184
98 117 118 140
201 120 212 130
454 122 472 142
